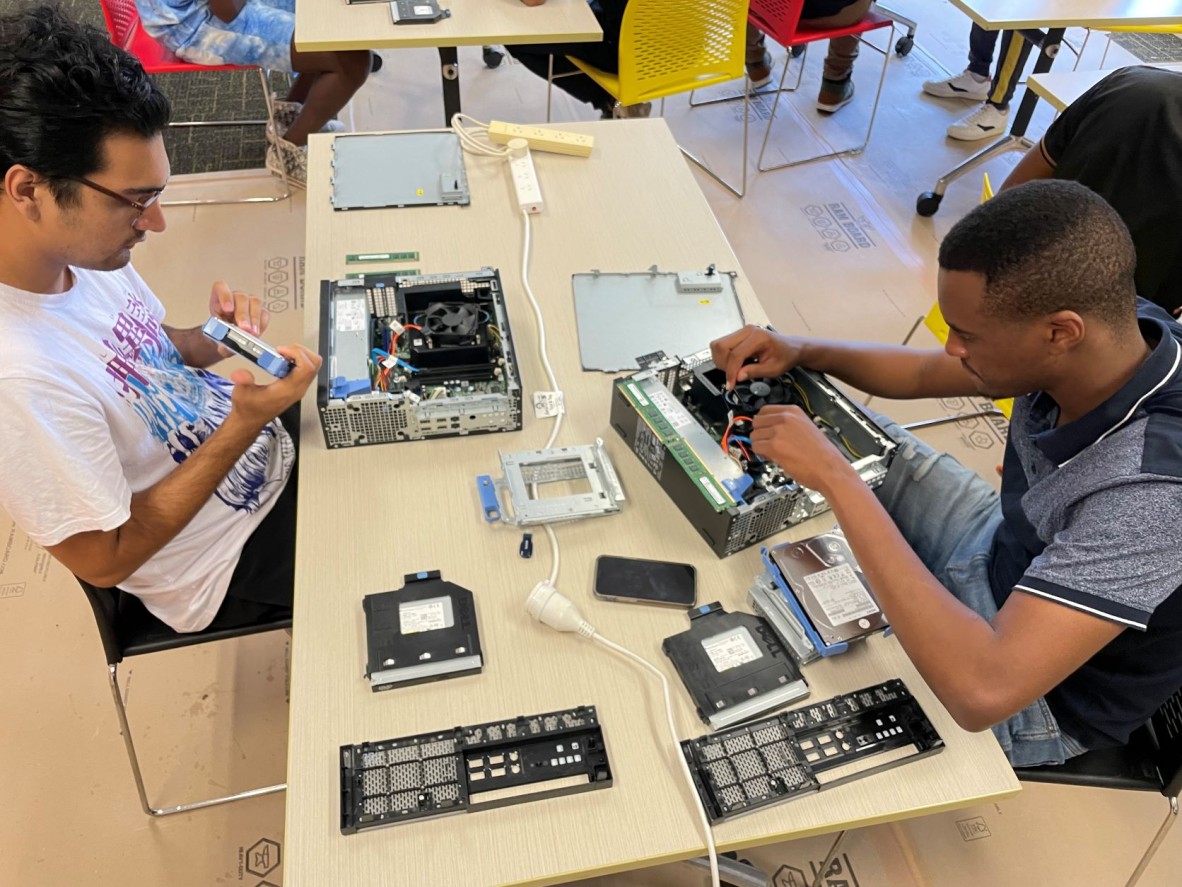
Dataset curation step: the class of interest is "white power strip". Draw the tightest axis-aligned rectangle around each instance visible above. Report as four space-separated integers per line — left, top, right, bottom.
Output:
507 139 544 214
488 120 594 157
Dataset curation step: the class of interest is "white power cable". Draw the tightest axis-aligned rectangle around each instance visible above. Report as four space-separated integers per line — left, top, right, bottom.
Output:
450 113 510 157
524 583 720 887
513 157 713 885
520 209 564 585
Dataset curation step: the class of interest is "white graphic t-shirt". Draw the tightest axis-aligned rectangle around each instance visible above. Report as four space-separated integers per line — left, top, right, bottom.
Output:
0 265 293 632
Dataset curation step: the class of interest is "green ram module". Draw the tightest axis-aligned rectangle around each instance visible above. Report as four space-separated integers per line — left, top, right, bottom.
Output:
618 381 734 512
346 251 420 264
346 270 420 279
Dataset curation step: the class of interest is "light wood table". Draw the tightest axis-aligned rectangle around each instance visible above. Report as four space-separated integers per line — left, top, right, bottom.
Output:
286 119 1020 887
294 0 602 125
917 0 1182 216
1027 62 1182 110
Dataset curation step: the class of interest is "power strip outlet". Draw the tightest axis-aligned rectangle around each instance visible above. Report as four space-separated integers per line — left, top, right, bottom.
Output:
488 120 594 158
507 140 544 214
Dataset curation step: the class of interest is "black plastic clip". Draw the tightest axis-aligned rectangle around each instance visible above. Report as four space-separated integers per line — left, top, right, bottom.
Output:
519 533 534 559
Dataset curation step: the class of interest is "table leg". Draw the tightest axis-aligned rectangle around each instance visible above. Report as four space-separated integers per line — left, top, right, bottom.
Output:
439 46 461 126
915 27 1065 217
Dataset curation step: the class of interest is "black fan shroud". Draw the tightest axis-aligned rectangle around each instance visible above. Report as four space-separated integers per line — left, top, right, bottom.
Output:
728 378 791 417
424 302 480 343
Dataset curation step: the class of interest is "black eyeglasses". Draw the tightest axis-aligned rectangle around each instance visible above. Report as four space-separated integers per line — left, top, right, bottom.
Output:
69 176 163 216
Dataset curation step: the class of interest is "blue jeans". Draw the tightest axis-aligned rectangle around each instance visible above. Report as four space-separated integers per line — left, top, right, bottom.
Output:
871 416 1087 767
142 0 296 72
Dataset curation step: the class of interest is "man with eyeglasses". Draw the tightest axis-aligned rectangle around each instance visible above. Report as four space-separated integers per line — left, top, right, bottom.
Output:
0 5 321 633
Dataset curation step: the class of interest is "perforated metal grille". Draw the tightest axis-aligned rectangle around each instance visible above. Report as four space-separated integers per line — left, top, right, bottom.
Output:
354 737 461 820
724 735 754 755
390 790 419 811
424 756 457 785
362 795 390 815
719 784 745 807
707 760 738 787
727 497 800 554
733 750 765 781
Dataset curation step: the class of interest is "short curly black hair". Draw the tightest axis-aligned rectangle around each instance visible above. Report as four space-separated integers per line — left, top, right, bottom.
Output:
0 3 171 205
938 180 1137 326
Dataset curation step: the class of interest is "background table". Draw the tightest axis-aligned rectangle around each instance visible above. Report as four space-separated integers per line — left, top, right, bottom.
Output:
286 119 1020 887
916 0 1182 216
294 0 602 124
1027 61 1182 110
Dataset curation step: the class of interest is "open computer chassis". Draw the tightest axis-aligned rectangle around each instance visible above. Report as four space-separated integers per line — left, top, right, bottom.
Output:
609 349 897 557
317 268 523 448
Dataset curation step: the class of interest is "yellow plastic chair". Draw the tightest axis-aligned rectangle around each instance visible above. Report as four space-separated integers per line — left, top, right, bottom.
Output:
546 0 752 197
899 173 1010 431
1074 23 1182 71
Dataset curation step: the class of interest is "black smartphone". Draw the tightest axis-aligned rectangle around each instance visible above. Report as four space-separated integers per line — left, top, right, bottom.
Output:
593 555 697 608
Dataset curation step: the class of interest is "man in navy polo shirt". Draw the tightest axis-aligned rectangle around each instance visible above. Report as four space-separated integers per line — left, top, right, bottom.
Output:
712 180 1182 767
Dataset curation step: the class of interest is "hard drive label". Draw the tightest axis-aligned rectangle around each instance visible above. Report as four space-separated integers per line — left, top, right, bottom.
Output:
801 564 880 624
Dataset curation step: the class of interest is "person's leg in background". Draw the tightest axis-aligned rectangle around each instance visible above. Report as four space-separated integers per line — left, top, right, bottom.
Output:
947 30 1032 141
283 45 370 145
507 35 649 118
923 23 997 102
800 0 873 113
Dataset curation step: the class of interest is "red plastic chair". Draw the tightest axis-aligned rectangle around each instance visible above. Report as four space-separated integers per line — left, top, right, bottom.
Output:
695 0 895 171
98 0 289 204
754 0 893 169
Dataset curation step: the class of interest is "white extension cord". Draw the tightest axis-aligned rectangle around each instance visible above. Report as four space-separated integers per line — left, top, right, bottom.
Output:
452 113 715 883
525 583 721 887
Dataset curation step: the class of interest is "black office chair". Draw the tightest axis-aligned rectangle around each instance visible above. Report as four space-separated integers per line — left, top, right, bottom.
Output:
1014 688 1182 887
77 578 291 816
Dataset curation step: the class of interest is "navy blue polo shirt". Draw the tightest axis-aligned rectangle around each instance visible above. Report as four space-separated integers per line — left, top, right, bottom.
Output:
989 299 1182 749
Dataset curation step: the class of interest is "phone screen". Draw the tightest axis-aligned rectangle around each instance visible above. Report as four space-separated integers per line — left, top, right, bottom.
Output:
594 556 697 608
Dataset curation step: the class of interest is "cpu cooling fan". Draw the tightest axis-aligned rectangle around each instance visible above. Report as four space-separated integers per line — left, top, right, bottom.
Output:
726 378 791 417
424 302 480 344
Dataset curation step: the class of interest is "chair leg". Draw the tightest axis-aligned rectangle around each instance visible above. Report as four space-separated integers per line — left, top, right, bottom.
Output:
682 854 769 885
689 44 809 109
1071 29 1092 72
809 830 848 887
546 54 554 123
107 663 285 817
162 68 291 207
757 27 894 172
679 76 749 197
1125 795 1179 887
922 134 1034 205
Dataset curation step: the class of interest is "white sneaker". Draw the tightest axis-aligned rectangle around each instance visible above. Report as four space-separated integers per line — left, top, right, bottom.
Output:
266 136 308 188
270 99 346 134
923 68 990 102
946 103 1009 141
